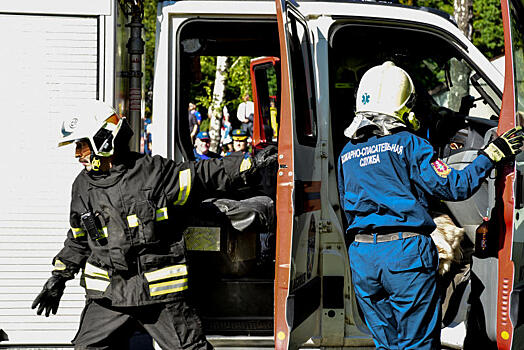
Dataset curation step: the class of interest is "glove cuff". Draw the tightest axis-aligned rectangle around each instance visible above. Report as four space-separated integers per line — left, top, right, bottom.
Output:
51 258 79 281
482 142 505 163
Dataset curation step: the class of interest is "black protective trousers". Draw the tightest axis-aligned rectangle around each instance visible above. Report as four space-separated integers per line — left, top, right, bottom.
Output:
72 299 213 350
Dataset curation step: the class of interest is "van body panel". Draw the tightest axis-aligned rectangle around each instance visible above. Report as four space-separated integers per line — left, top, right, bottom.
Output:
0 0 111 15
0 0 127 344
497 0 524 348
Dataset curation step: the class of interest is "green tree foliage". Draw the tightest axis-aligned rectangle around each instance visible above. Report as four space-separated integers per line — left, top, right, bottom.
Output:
143 0 158 117
399 0 503 59
472 0 504 59
190 56 254 124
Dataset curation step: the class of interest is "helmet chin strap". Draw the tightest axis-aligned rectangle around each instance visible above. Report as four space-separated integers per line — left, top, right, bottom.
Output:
90 155 102 172
401 111 420 131
89 154 112 172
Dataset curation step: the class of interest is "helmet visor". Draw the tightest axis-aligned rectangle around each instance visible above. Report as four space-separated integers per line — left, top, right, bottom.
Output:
92 114 121 156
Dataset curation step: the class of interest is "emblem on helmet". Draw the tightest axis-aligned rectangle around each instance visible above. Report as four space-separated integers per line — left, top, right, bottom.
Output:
69 118 79 129
362 93 370 105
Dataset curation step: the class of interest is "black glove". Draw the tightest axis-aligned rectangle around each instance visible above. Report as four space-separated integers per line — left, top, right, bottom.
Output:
249 146 278 174
481 126 524 163
31 274 67 317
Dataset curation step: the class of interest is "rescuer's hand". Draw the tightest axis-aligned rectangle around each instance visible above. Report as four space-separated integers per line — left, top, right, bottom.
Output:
239 145 278 177
31 275 67 317
481 126 524 163
251 146 278 172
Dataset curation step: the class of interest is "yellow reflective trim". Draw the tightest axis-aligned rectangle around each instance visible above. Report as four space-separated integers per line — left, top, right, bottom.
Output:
85 276 110 292
149 278 188 296
53 259 66 271
144 264 188 282
240 157 252 172
71 227 85 238
98 227 108 239
155 207 168 221
173 169 191 206
84 262 109 280
58 140 74 147
127 214 139 228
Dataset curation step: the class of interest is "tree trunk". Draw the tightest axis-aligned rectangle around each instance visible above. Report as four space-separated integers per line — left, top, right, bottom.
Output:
454 0 473 40
209 56 230 153
449 0 473 111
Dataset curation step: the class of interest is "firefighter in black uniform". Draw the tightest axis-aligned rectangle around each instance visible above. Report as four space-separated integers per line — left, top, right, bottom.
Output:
31 100 276 349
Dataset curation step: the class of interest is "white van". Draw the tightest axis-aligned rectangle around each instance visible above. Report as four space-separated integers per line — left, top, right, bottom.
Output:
152 0 524 349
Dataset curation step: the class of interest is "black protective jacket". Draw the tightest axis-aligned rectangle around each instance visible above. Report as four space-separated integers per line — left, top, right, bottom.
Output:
53 152 247 306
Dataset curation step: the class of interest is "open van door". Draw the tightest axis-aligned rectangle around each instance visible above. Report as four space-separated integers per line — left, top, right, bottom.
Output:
497 0 524 348
250 56 281 148
274 1 324 349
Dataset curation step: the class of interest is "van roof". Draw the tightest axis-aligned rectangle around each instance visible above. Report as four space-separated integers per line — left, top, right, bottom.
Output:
158 0 456 26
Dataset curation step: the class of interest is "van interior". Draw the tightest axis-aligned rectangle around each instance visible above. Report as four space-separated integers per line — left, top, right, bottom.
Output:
176 19 280 336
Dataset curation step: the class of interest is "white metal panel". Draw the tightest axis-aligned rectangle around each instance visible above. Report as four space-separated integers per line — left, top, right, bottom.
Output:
0 0 110 16
0 14 99 345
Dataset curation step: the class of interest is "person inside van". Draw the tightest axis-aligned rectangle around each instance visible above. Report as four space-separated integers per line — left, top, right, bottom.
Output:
337 61 523 350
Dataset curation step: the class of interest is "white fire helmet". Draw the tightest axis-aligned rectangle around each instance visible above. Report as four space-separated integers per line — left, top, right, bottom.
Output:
58 100 124 157
355 61 420 130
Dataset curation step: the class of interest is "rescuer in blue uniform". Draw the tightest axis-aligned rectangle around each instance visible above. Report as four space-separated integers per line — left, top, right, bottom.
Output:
337 61 523 350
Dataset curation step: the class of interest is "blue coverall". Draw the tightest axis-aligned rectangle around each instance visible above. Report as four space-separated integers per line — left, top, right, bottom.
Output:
337 130 494 350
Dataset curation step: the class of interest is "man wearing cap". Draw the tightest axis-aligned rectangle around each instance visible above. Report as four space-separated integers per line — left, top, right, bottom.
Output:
231 129 250 154
194 131 221 161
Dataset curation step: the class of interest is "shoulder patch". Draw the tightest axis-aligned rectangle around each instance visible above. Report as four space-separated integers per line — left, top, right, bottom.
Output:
431 159 452 178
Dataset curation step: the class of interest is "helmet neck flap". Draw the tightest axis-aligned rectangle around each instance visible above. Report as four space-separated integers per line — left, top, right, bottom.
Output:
344 111 407 140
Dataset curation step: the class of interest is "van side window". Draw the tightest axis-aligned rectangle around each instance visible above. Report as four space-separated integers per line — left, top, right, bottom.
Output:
288 12 317 145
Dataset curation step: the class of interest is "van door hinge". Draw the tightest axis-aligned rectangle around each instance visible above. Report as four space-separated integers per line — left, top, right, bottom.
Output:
319 220 332 234
320 141 328 159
